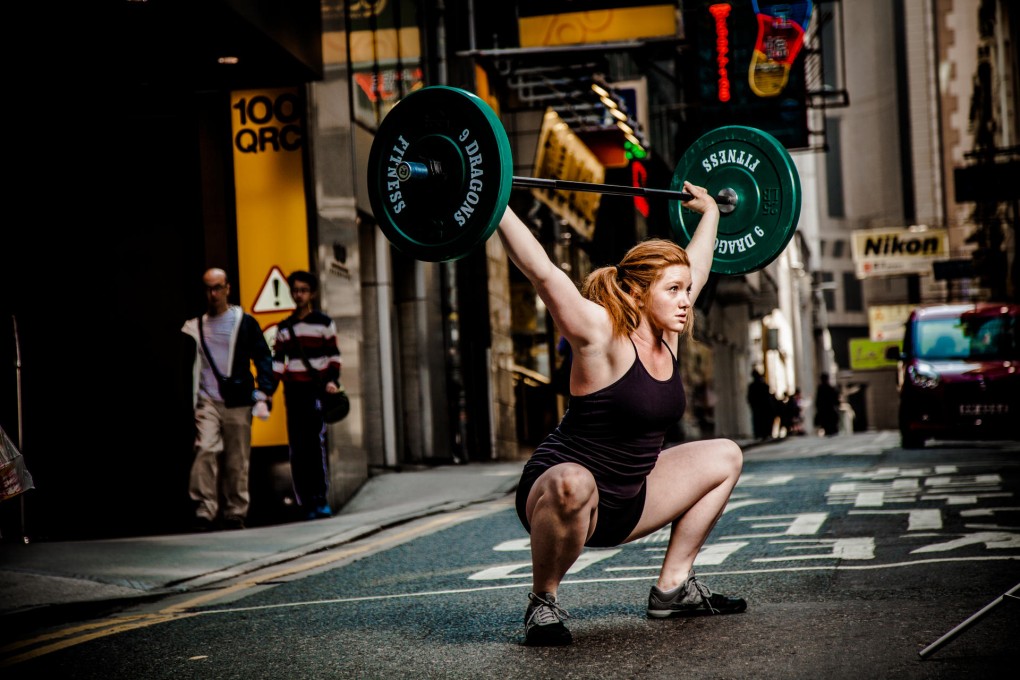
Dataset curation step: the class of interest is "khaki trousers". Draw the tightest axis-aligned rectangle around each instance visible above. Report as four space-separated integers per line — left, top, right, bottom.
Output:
189 395 253 521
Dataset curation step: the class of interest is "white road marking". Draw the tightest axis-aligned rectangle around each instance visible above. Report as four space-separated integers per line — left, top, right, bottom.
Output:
849 508 943 530
731 512 828 536
753 537 876 561
467 548 621 580
910 531 1020 553
611 542 749 569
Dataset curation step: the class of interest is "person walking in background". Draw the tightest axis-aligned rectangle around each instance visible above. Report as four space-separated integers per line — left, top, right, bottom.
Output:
747 369 777 440
498 182 746 647
181 268 275 531
273 271 342 520
784 388 804 436
814 373 840 436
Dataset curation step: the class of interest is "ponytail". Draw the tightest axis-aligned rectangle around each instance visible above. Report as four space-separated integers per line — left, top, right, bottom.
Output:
581 267 641 337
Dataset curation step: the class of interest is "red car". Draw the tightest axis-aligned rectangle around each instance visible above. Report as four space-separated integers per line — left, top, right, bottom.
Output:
890 302 1020 448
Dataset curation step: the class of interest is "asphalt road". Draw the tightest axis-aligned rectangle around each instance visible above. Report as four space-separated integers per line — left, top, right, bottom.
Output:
5 434 1019 679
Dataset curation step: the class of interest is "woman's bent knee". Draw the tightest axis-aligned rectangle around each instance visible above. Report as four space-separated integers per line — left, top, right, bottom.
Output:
714 438 744 476
532 464 597 515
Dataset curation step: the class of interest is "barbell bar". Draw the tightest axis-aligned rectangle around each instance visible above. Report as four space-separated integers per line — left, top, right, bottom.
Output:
397 159 739 212
367 85 801 274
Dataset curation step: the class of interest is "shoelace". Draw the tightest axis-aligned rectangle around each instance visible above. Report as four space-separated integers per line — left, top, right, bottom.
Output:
687 573 720 614
526 592 571 627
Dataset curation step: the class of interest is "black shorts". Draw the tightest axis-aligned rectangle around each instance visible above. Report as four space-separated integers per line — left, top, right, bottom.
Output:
515 464 647 548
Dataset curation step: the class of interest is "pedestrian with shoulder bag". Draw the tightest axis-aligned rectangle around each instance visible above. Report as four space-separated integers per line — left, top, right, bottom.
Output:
181 268 275 532
272 270 343 520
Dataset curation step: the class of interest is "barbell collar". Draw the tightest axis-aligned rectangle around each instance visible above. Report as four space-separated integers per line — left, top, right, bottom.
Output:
396 159 445 182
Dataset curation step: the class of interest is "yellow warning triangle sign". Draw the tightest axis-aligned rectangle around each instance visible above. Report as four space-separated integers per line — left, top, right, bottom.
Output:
251 266 297 313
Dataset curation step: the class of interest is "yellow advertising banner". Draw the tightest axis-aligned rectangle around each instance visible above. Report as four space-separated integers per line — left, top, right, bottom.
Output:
531 109 605 239
231 88 311 447
519 5 677 47
849 338 902 371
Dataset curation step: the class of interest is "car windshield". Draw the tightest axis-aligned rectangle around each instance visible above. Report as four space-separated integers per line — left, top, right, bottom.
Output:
916 313 1019 360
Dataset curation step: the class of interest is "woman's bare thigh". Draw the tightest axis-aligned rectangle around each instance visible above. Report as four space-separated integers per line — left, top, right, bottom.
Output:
624 438 742 541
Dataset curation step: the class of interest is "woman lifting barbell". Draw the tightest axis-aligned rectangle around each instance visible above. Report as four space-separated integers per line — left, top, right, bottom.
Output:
499 180 747 647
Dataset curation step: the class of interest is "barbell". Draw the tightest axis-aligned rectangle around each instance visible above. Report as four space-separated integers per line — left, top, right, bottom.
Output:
367 86 801 275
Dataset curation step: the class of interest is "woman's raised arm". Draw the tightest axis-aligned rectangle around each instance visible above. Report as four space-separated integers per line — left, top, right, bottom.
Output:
497 206 606 342
677 181 720 305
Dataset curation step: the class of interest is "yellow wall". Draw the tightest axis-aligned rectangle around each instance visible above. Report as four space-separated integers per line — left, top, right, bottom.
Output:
231 88 312 447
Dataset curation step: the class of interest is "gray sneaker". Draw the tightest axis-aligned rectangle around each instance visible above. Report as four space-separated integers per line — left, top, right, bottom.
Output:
647 571 747 618
524 592 572 646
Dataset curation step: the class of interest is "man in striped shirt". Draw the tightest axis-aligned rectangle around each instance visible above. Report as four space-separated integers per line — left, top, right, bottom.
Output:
272 271 342 520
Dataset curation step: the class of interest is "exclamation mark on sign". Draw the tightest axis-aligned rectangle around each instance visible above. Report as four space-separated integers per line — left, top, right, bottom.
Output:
253 267 293 314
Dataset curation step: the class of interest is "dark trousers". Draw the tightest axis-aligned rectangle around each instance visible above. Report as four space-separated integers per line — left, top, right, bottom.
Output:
284 383 328 508
752 412 774 439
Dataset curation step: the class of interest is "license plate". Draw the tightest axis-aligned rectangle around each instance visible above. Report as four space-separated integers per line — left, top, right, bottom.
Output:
958 403 1009 415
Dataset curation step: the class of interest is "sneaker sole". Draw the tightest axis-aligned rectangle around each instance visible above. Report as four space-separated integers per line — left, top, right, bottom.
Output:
647 604 747 618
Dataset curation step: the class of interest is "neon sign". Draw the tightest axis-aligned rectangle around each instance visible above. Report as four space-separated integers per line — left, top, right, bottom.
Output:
631 161 650 218
709 3 732 103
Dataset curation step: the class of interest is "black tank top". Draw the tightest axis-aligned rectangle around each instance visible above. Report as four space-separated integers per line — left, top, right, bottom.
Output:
524 338 687 509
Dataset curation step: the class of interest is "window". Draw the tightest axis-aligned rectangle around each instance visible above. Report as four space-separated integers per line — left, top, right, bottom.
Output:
814 271 836 312
825 116 845 217
842 271 862 311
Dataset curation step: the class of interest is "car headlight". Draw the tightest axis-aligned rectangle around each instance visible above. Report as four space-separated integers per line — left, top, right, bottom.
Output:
907 362 940 389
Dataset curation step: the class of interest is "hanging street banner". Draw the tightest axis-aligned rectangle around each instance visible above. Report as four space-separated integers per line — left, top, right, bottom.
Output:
849 338 902 371
531 109 605 239
868 304 915 342
851 227 949 279
517 2 677 47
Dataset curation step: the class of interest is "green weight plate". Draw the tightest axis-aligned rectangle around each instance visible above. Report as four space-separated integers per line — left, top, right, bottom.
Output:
669 126 801 275
367 86 514 262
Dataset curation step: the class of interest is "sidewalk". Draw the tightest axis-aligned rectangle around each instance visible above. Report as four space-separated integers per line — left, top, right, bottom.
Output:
0 461 526 623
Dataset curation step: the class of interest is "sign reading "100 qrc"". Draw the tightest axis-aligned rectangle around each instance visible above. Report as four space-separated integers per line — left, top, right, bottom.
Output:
367 86 514 262
669 126 801 275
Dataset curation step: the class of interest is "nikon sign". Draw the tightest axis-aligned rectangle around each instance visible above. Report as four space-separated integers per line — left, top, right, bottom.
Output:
851 227 949 279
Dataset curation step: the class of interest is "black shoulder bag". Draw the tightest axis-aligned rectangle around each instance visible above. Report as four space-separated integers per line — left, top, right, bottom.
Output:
198 314 255 408
284 321 349 424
